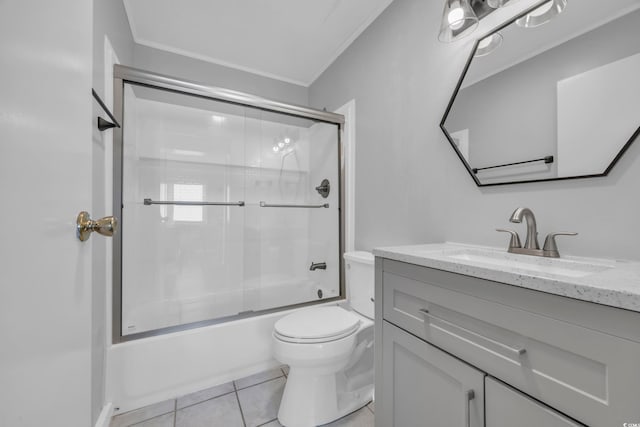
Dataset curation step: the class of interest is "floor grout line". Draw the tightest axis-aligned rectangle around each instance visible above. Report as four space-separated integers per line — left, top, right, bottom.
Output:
255 418 278 427
235 374 285 391
174 390 236 412
235 391 248 427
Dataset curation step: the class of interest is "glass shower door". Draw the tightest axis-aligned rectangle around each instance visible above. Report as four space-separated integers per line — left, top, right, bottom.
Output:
117 80 341 339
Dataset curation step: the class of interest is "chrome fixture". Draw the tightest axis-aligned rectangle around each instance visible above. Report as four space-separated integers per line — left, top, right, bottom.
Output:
76 211 117 242
542 232 578 258
260 201 329 209
497 207 577 257
315 179 330 198
474 32 503 57
438 0 479 42
509 207 540 250
516 0 567 28
438 0 496 43
144 198 245 207
496 228 522 249
310 262 327 271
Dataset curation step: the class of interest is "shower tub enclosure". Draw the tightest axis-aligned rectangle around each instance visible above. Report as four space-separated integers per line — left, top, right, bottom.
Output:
107 65 345 411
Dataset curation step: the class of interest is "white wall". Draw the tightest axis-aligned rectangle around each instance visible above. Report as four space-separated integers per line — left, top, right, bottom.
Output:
309 0 640 261
0 1 94 426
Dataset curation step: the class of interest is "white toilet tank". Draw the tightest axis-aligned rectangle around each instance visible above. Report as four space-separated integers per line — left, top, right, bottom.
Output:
344 251 375 319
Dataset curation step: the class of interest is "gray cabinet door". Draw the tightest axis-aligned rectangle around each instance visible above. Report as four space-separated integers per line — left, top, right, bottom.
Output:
485 377 584 427
378 321 485 427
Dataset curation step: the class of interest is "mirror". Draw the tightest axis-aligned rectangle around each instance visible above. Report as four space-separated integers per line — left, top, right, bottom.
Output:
441 0 640 186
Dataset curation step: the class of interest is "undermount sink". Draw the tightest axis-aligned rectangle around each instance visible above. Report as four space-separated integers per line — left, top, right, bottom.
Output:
437 247 613 278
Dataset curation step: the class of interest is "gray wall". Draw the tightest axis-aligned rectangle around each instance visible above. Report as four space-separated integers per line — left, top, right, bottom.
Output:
92 0 134 424
446 9 640 182
134 45 308 106
310 0 640 261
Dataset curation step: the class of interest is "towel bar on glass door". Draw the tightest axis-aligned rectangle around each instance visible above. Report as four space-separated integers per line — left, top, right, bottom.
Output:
143 199 245 206
259 201 329 208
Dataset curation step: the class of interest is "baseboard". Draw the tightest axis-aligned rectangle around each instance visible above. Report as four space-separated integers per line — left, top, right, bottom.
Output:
95 402 114 427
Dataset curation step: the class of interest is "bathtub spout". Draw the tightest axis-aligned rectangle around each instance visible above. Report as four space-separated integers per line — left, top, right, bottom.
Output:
309 262 327 271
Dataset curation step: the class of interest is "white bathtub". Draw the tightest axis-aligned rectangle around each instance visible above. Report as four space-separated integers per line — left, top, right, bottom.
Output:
122 279 336 336
106 300 336 413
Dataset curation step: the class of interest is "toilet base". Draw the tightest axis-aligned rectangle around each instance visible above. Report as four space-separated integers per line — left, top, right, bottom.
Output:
277 369 373 427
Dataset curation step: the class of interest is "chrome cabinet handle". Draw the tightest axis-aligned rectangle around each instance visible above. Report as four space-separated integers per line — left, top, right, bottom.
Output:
465 389 475 427
418 308 526 356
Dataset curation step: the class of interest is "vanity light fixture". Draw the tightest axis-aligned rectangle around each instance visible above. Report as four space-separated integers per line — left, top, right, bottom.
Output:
474 32 503 57
438 0 479 42
516 0 567 28
438 0 499 43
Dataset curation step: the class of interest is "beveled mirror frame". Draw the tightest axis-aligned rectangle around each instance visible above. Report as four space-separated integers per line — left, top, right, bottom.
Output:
440 2 640 187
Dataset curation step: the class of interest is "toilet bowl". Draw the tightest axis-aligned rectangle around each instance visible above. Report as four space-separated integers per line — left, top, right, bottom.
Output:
273 251 375 427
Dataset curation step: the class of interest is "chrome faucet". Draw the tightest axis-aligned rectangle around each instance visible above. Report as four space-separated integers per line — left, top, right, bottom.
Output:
309 262 327 271
509 207 540 250
497 207 577 258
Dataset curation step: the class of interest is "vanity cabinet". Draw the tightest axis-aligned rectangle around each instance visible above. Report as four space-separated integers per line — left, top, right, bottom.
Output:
374 257 640 427
379 321 484 427
486 377 583 427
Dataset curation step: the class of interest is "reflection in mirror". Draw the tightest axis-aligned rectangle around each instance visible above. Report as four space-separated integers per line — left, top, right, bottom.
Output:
442 0 640 186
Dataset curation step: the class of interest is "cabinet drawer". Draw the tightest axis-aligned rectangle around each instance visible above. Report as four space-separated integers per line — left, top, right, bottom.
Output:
382 263 640 427
486 377 584 427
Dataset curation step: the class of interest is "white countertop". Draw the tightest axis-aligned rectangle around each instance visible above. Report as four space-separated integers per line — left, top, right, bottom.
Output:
373 242 640 313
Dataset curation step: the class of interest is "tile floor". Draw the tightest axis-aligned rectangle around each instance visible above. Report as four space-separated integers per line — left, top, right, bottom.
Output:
110 366 374 427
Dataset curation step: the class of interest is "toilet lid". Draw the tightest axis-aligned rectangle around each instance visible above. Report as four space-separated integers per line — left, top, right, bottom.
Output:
274 307 361 341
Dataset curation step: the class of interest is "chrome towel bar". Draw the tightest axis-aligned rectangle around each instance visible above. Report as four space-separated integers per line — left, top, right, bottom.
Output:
260 201 329 209
144 199 245 206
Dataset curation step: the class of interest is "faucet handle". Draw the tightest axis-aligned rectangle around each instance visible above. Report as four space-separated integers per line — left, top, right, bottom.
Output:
496 229 522 249
543 232 578 257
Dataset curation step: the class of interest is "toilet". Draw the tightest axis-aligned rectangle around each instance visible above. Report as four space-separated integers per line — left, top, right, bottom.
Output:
273 251 375 427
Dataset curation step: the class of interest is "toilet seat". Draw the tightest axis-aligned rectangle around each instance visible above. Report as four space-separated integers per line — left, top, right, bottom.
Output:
274 306 361 344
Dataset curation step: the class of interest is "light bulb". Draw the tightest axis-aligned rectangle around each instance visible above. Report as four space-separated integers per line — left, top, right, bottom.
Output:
273 146 279 152
278 142 285 148
284 138 291 144
448 7 465 30
477 36 493 49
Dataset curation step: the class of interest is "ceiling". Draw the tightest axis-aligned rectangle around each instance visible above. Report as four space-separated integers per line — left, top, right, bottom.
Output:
123 0 394 87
